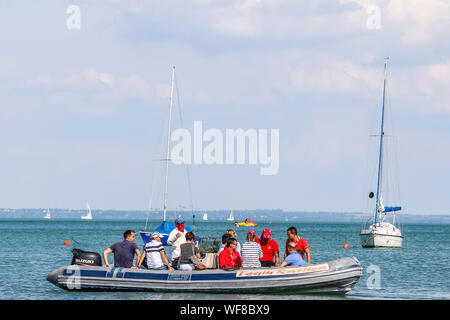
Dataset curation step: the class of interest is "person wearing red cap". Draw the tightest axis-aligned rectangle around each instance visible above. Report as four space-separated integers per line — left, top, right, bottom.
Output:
284 227 310 264
255 228 280 267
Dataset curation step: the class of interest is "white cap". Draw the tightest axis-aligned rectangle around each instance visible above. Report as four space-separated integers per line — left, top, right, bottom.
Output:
151 232 163 239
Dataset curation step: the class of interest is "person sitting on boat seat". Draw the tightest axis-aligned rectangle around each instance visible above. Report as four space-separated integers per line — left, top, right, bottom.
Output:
103 230 141 269
280 242 307 267
226 229 241 254
137 232 173 270
178 232 207 270
217 233 232 267
218 237 242 269
167 217 188 269
241 230 263 268
217 233 232 256
255 228 280 267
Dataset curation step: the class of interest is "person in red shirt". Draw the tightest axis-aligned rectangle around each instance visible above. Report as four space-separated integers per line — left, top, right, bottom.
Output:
284 226 310 264
218 237 242 269
255 228 280 267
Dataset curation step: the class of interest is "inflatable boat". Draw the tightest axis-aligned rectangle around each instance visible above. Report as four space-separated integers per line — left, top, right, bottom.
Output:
234 218 258 227
46 256 362 294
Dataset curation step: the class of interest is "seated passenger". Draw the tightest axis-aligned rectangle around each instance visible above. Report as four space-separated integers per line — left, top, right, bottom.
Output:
138 232 173 270
226 229 241 254
217 233 232 256
241 230 263 268
280 241 307 267
103 230 141 269
179 232 207 270
218 237 242 269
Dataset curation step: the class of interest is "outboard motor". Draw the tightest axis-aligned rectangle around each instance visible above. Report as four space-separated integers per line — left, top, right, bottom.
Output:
71 248 102 266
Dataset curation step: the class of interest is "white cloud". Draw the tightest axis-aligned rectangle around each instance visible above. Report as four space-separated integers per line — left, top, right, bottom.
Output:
341 0 450 46
276 50 450 114
155 83 172 98
390 60 450 113
280 51 382 96
209 1 364 39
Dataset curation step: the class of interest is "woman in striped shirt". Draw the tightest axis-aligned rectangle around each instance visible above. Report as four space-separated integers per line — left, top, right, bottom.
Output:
240 230 263 268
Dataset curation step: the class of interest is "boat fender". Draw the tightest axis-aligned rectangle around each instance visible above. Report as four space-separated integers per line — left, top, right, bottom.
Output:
71 248 102 266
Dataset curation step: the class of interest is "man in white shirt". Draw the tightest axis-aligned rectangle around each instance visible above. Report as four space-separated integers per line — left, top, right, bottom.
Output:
137 232 173 270
166 217 188 267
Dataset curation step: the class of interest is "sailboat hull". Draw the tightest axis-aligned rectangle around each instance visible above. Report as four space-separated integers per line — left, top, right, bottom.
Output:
360 222 403 248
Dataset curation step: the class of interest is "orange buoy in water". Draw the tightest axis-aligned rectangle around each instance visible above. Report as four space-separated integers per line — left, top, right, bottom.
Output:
64 240 71 246
343 242 349 248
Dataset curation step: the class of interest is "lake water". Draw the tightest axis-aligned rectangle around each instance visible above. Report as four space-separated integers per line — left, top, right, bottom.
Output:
0 218 449 300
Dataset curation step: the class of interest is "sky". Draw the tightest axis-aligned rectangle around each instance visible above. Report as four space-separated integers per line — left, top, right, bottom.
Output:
0 0 449 214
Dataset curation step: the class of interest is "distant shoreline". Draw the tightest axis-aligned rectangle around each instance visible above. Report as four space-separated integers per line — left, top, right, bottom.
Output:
1 208 449 224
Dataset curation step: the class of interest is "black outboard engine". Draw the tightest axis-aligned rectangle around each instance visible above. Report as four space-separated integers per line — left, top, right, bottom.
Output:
71 248 102 266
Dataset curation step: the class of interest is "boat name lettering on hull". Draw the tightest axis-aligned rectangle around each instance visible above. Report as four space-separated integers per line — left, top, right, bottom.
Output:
236 264 329 277
167 274 192 281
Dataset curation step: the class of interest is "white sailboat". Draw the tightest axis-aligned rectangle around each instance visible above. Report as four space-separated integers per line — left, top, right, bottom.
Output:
360 59 403 248
43 209 51 219
227 210 234 221
203 212 208 221
81 202 93 220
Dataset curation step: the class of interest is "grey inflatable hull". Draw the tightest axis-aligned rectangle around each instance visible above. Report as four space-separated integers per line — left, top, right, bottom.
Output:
47 257 362 294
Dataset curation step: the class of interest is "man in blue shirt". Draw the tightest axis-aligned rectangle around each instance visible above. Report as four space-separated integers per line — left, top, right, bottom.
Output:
280 242 307 267
103 230 141 268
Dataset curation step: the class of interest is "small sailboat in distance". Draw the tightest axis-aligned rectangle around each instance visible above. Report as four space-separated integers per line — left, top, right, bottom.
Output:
43 209 51 219
203 212 208 221
81 202 93 220
360 59 403 248
227 210 234 221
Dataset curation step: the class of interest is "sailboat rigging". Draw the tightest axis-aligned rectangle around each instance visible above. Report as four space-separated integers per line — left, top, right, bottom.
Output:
139 66 194 245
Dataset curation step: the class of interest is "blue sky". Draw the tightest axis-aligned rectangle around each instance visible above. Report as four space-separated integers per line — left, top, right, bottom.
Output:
1 0 449 214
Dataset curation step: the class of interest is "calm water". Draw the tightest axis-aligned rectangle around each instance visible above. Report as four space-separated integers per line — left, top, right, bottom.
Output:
0 219 449 300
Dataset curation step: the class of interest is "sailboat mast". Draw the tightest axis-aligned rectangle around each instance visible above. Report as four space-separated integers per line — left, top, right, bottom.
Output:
374 59 388 224
163 66 176 222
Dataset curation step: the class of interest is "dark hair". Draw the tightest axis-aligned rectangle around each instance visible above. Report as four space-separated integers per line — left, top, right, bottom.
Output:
246 233 256 242
226 237 237 247
185 232 195 241
123 230 135 239
222 233 232 244
287 227 297 235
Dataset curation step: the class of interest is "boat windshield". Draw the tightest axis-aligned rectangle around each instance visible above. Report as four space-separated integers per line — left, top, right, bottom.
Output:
196 237 220 254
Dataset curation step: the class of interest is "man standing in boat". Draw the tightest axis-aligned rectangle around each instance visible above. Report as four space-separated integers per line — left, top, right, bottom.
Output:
284 227 310 264
255 228 280 267
167 217 187 268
